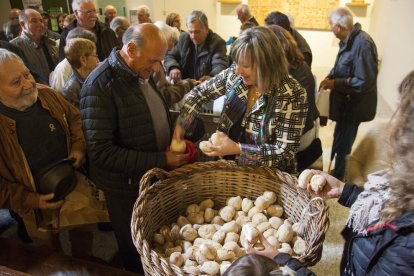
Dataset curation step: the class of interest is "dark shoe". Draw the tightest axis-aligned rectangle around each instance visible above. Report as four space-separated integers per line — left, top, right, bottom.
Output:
8 210 32 243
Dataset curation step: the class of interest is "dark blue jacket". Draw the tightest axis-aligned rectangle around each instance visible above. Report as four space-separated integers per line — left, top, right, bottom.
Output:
328 23 378 123
339 184 414 275
59 68 83 108
80 49 172 196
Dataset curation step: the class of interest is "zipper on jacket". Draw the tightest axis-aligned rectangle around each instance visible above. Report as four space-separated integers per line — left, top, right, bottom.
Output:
62 113 71 153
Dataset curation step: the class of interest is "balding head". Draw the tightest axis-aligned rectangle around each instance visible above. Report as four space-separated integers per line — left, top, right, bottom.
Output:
120 23 167 79
9 8 21 20
137 5 151 23
236 4 252 24
19 9 44 43
104 5 117 23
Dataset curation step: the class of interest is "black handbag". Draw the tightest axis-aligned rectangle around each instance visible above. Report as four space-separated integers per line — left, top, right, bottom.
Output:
296 138 323 172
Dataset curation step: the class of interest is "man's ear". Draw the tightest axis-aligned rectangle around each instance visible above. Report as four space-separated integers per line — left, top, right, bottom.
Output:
126 42 140 58
19 20 25 29
79 55 87 67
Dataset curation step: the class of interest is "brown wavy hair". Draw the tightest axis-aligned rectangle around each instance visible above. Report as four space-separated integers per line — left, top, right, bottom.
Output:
165 12 180 27
267 24 304 70
380 70 414 223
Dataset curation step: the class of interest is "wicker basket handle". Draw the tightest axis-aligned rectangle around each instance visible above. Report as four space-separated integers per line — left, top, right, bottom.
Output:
139 167 171 195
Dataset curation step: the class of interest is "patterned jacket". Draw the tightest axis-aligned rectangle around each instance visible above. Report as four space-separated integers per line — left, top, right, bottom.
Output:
179 64 307 173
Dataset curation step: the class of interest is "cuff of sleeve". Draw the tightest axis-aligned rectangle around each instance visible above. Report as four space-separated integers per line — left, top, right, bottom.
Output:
183 78 194 90
338 183 355 206
24 191 40 209
238 143 261 166
334 78 348 93
177 111 196 133
273 253 291 265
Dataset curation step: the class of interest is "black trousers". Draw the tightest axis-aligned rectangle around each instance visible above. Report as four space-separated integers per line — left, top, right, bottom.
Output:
104 192 144 273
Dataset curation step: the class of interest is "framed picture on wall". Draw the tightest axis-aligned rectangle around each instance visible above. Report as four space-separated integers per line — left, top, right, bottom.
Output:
22 0 43 10
129 10 138 24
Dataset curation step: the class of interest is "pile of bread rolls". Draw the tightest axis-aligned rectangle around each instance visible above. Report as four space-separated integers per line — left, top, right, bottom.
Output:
151 191 307 275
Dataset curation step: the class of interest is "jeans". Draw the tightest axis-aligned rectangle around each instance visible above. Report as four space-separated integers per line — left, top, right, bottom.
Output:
331 121 360 180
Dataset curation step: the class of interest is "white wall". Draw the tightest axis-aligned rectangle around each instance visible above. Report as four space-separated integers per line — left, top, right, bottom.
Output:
370 0 414 111
123 0 216 31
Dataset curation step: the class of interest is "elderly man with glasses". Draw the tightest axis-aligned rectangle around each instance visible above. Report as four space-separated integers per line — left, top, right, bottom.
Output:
59 0 119 61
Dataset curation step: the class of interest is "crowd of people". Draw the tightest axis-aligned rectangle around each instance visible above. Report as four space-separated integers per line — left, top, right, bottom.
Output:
1 1 412 275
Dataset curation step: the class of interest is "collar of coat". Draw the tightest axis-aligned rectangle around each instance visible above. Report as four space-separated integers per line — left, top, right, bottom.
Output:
339 22 362 50
20 31 56 49
107 48 147 84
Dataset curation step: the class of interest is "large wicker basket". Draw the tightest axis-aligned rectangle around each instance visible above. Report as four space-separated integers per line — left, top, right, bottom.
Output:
132 161 329 275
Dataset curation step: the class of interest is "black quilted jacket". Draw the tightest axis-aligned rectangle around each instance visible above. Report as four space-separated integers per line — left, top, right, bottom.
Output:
80 49 172 196
339 184 414 275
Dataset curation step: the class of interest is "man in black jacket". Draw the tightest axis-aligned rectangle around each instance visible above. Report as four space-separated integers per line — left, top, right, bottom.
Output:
80 24 188 273
59 0 119 61
320 7 378 181
164 10 228 83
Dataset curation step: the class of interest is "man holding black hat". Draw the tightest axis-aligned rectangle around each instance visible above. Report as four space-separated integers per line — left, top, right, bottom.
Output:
0 49 108 260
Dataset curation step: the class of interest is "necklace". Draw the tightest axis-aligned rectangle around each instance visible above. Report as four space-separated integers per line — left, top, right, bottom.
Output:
245 86 261 115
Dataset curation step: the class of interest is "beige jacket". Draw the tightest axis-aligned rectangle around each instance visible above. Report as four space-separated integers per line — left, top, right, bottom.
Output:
0 84 85 223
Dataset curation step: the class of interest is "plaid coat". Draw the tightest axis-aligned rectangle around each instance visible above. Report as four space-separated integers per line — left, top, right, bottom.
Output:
179 64 307 173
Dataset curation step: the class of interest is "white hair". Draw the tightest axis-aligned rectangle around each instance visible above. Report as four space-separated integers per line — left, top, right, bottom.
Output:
72 0 94 12
187 10 208 28
110 16 128 31
0 49 23 65
104 5 117 14
329 7 354 28
137 5 150 15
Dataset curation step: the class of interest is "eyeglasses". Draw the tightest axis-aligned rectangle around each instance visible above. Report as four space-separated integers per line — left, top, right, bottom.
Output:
86 54 99 59
77 9 97 16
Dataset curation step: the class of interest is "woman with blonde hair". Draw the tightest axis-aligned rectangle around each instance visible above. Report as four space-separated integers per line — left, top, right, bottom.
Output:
165 12 182 32
173 26 307 172
59 38 98 108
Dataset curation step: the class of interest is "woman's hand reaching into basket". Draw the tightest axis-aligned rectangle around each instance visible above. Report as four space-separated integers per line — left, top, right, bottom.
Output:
243 233 279 260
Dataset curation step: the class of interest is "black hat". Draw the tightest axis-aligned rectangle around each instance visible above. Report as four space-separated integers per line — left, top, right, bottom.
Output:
35 159 76 202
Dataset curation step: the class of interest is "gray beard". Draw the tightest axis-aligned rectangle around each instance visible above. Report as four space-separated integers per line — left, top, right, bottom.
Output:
0 91 38 111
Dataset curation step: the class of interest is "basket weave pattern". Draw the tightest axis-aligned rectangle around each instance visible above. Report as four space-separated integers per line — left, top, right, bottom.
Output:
132 161 329 275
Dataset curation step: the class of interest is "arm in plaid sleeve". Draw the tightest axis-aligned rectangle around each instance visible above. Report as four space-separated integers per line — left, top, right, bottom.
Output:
178 67 233 132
